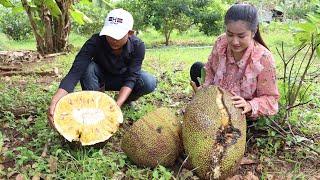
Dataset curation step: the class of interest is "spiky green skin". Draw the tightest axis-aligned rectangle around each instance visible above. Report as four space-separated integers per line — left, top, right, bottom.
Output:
121 108 182 168
182 86 246 179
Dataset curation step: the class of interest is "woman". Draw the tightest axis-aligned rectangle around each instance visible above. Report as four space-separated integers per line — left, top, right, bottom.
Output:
190 3 279 118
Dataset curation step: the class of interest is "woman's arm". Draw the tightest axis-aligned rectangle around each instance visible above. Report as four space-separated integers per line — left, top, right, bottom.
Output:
248 53 280 118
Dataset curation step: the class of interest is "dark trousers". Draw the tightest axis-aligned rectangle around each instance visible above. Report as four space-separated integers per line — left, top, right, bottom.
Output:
80 62 157 102
190 61 205 87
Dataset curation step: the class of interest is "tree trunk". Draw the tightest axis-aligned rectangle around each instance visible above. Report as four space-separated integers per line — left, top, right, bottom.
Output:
21 0 72 55
21 0 45 53
54 0 72 53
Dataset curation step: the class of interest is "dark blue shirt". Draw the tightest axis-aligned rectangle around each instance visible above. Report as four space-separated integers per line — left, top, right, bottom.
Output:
59 34 145 92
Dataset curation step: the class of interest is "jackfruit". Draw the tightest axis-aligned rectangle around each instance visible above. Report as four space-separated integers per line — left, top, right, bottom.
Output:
121 108 182 167
182 85 246 179
53 91 123 146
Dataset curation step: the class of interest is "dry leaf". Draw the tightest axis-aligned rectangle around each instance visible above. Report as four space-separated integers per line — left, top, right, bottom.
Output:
226 174 242 180
15 174 25 180
0 164 4 171
49 156 58 172
4 76 11 82
53 67 59 76
240 157 256 165
41 143 48 157
244 172 259 180
111 171 125 180
32 173 41 180
27 116 34 123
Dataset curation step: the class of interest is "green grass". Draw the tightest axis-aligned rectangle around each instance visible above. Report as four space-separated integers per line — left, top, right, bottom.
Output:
139 27 215 48
0 23 319 179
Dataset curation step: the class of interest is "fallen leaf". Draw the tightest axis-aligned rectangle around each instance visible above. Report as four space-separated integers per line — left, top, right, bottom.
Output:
4 76 11 82
32 173 41 180
244 172 258 180
49 156 58 172
27 116 34 123
111 171 125 180
240 157 256 165
178 168 194 180
15 174 25 180
226 175 242 180
256 164 263 172
53 67 59 76
41 143 48 157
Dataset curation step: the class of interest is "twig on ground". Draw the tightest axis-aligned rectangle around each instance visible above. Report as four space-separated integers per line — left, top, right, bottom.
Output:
0 70 56 77
266 124 286 138
41 141 49 157
265 117 288 135
0 66 22 71
176 155 189 178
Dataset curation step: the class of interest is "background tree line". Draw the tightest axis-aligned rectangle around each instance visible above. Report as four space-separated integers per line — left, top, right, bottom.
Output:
0 0 318 54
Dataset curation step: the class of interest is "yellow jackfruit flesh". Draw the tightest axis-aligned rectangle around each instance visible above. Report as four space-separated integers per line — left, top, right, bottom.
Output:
121 108 182 167
182 85 246 179
53 91 123 146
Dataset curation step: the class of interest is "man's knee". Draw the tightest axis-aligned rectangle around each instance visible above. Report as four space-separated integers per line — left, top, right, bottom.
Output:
83 62 100 77
80 62 104 90
137 71 157 94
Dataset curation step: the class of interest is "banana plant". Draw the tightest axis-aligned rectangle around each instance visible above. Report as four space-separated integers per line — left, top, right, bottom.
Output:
0 0 93 54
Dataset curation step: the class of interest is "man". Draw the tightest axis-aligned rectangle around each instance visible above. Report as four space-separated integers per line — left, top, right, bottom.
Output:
47 8 157 127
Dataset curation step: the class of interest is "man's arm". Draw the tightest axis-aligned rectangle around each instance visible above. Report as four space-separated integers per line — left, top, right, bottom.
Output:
116 86 133 107
47 88 68 129
59 34 98 92
118 39 145 106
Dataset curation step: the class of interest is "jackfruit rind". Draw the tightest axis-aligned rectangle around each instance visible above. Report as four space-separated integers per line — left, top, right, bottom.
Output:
121 108 182 168
53 91 123 146
182 85 246 179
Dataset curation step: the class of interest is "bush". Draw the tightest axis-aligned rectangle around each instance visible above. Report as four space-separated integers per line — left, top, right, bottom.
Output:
192 0 227 36
0 8 32 40
71 4 108 36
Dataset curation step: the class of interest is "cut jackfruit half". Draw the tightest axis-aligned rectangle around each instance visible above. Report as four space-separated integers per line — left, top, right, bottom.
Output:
53 91 123 146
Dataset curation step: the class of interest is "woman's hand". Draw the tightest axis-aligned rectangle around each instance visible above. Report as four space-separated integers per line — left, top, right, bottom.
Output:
47 88 68 130
230 92 252 115
190 81 203 93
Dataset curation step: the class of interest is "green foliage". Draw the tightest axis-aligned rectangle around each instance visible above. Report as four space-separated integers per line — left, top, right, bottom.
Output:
116 0 149 33
0 17 319 178
152 165 173 180
147 0 194 45
277 0 319 20
191 0 227 36
0 0 13 7
45 0 62 17
292 4 320 57
118 0 225 45
54 149 127 178
71 1 108 36
0 131 3 152
0 7 32 40
249 0 319 21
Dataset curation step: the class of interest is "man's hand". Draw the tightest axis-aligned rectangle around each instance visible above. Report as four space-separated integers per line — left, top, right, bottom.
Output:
116 86 132 108
47 88 68 130
230 92 252 115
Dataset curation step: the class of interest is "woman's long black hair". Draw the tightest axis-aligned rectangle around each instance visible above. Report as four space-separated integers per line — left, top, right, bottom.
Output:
224 3 269 50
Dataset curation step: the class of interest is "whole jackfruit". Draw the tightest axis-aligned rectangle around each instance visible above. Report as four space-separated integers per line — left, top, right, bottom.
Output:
182 85 246 179
53 91 123 146
121 108 182 167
